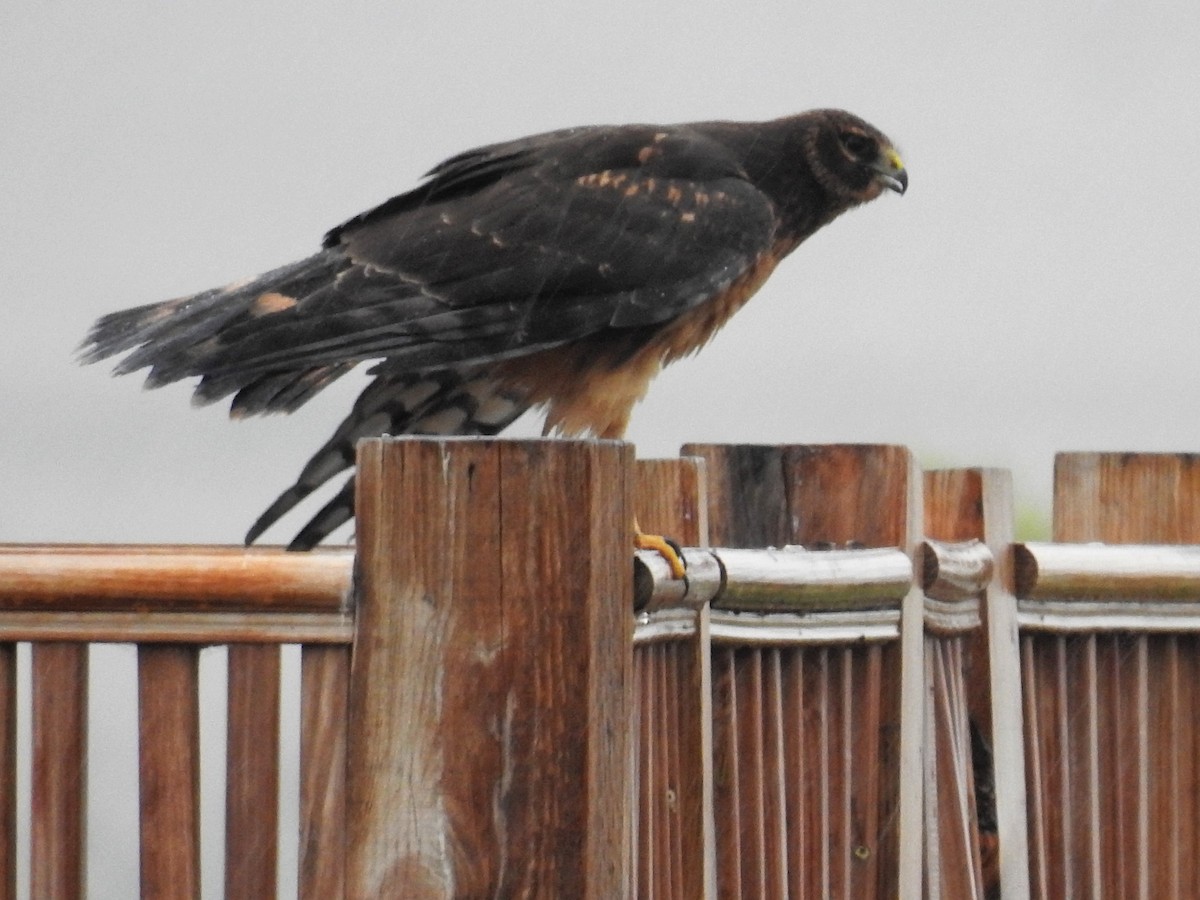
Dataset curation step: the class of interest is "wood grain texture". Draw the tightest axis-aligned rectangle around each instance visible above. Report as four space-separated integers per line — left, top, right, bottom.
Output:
782 444 917 550
0 546 351 612
300 644 348 900
683 442 917 547
684 444 918 898
0 645 14 900
31 642 88 900
681 444 789 548
635 457 709 550
138 644 201 900
225 644 281 898
632 456 715 899
347 437 633 899
1053 451 1200 544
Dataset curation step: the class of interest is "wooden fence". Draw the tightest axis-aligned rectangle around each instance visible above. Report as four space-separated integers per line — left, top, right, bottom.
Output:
2 441 1200 897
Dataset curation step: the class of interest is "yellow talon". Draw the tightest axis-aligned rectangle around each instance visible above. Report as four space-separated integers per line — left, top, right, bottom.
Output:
634 521 687 579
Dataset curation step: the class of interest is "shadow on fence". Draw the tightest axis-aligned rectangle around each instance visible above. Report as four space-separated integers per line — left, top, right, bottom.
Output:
3 441 1200 897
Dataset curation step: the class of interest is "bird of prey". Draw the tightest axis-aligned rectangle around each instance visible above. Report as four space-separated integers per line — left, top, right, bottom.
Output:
80 109 907 560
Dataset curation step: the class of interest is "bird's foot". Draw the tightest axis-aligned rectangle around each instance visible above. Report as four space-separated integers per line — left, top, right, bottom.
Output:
634 528 687 580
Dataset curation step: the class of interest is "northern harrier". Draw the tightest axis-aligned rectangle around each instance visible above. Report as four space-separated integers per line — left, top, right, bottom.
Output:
81 109 907 566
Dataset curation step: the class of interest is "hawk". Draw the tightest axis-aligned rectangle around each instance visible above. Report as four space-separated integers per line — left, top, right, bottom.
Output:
81 109 906 562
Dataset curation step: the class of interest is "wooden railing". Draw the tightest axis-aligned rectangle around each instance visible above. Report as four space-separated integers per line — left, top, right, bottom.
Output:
3 442 1200 897
0 545 353 898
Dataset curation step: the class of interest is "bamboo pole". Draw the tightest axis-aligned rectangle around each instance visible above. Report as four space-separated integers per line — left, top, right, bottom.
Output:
1015 542 1200 602
636 545 913 612
919 538 994 603
345 437 633 898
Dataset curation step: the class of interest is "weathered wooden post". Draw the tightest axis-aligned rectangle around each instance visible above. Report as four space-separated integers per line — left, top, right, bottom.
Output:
345 437 633 898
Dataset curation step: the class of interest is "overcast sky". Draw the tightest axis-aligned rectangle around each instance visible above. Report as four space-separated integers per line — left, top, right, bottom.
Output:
4 0 1200 893
7 1 1200 549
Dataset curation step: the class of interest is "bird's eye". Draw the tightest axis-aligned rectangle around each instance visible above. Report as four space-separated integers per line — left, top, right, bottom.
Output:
840 131 874 159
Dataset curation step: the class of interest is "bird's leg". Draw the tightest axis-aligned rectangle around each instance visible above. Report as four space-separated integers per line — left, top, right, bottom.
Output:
633 517 687 579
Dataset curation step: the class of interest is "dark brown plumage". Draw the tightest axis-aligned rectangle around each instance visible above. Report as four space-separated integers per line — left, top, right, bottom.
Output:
80 109 906 548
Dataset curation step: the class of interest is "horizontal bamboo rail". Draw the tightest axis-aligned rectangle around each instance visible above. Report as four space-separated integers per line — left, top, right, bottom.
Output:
1016 542 1200 600
634 545 912 611
0 544 962 619
920 538 994 602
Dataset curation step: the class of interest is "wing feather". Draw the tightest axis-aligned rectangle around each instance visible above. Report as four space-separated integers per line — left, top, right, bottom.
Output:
82 123 779 414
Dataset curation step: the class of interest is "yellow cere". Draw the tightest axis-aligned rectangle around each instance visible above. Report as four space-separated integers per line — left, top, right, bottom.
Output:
886 148 905 171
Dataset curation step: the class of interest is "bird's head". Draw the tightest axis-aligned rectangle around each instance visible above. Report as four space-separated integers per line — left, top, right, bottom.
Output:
805 109 907 204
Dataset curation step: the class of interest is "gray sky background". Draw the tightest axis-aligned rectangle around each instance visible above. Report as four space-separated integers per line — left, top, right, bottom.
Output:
7 1 1200 549
4 0 1200 893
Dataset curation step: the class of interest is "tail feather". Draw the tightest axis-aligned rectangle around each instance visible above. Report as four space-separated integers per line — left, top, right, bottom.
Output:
286 478 355 551
82 249 537 550
218 362 357 416
79 250 352 405
245 368 530 547
261 364 358 414
80 287 233 367
245 483 311 546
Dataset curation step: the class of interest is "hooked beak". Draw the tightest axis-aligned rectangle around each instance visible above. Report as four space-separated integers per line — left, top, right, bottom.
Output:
872 147 908 195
